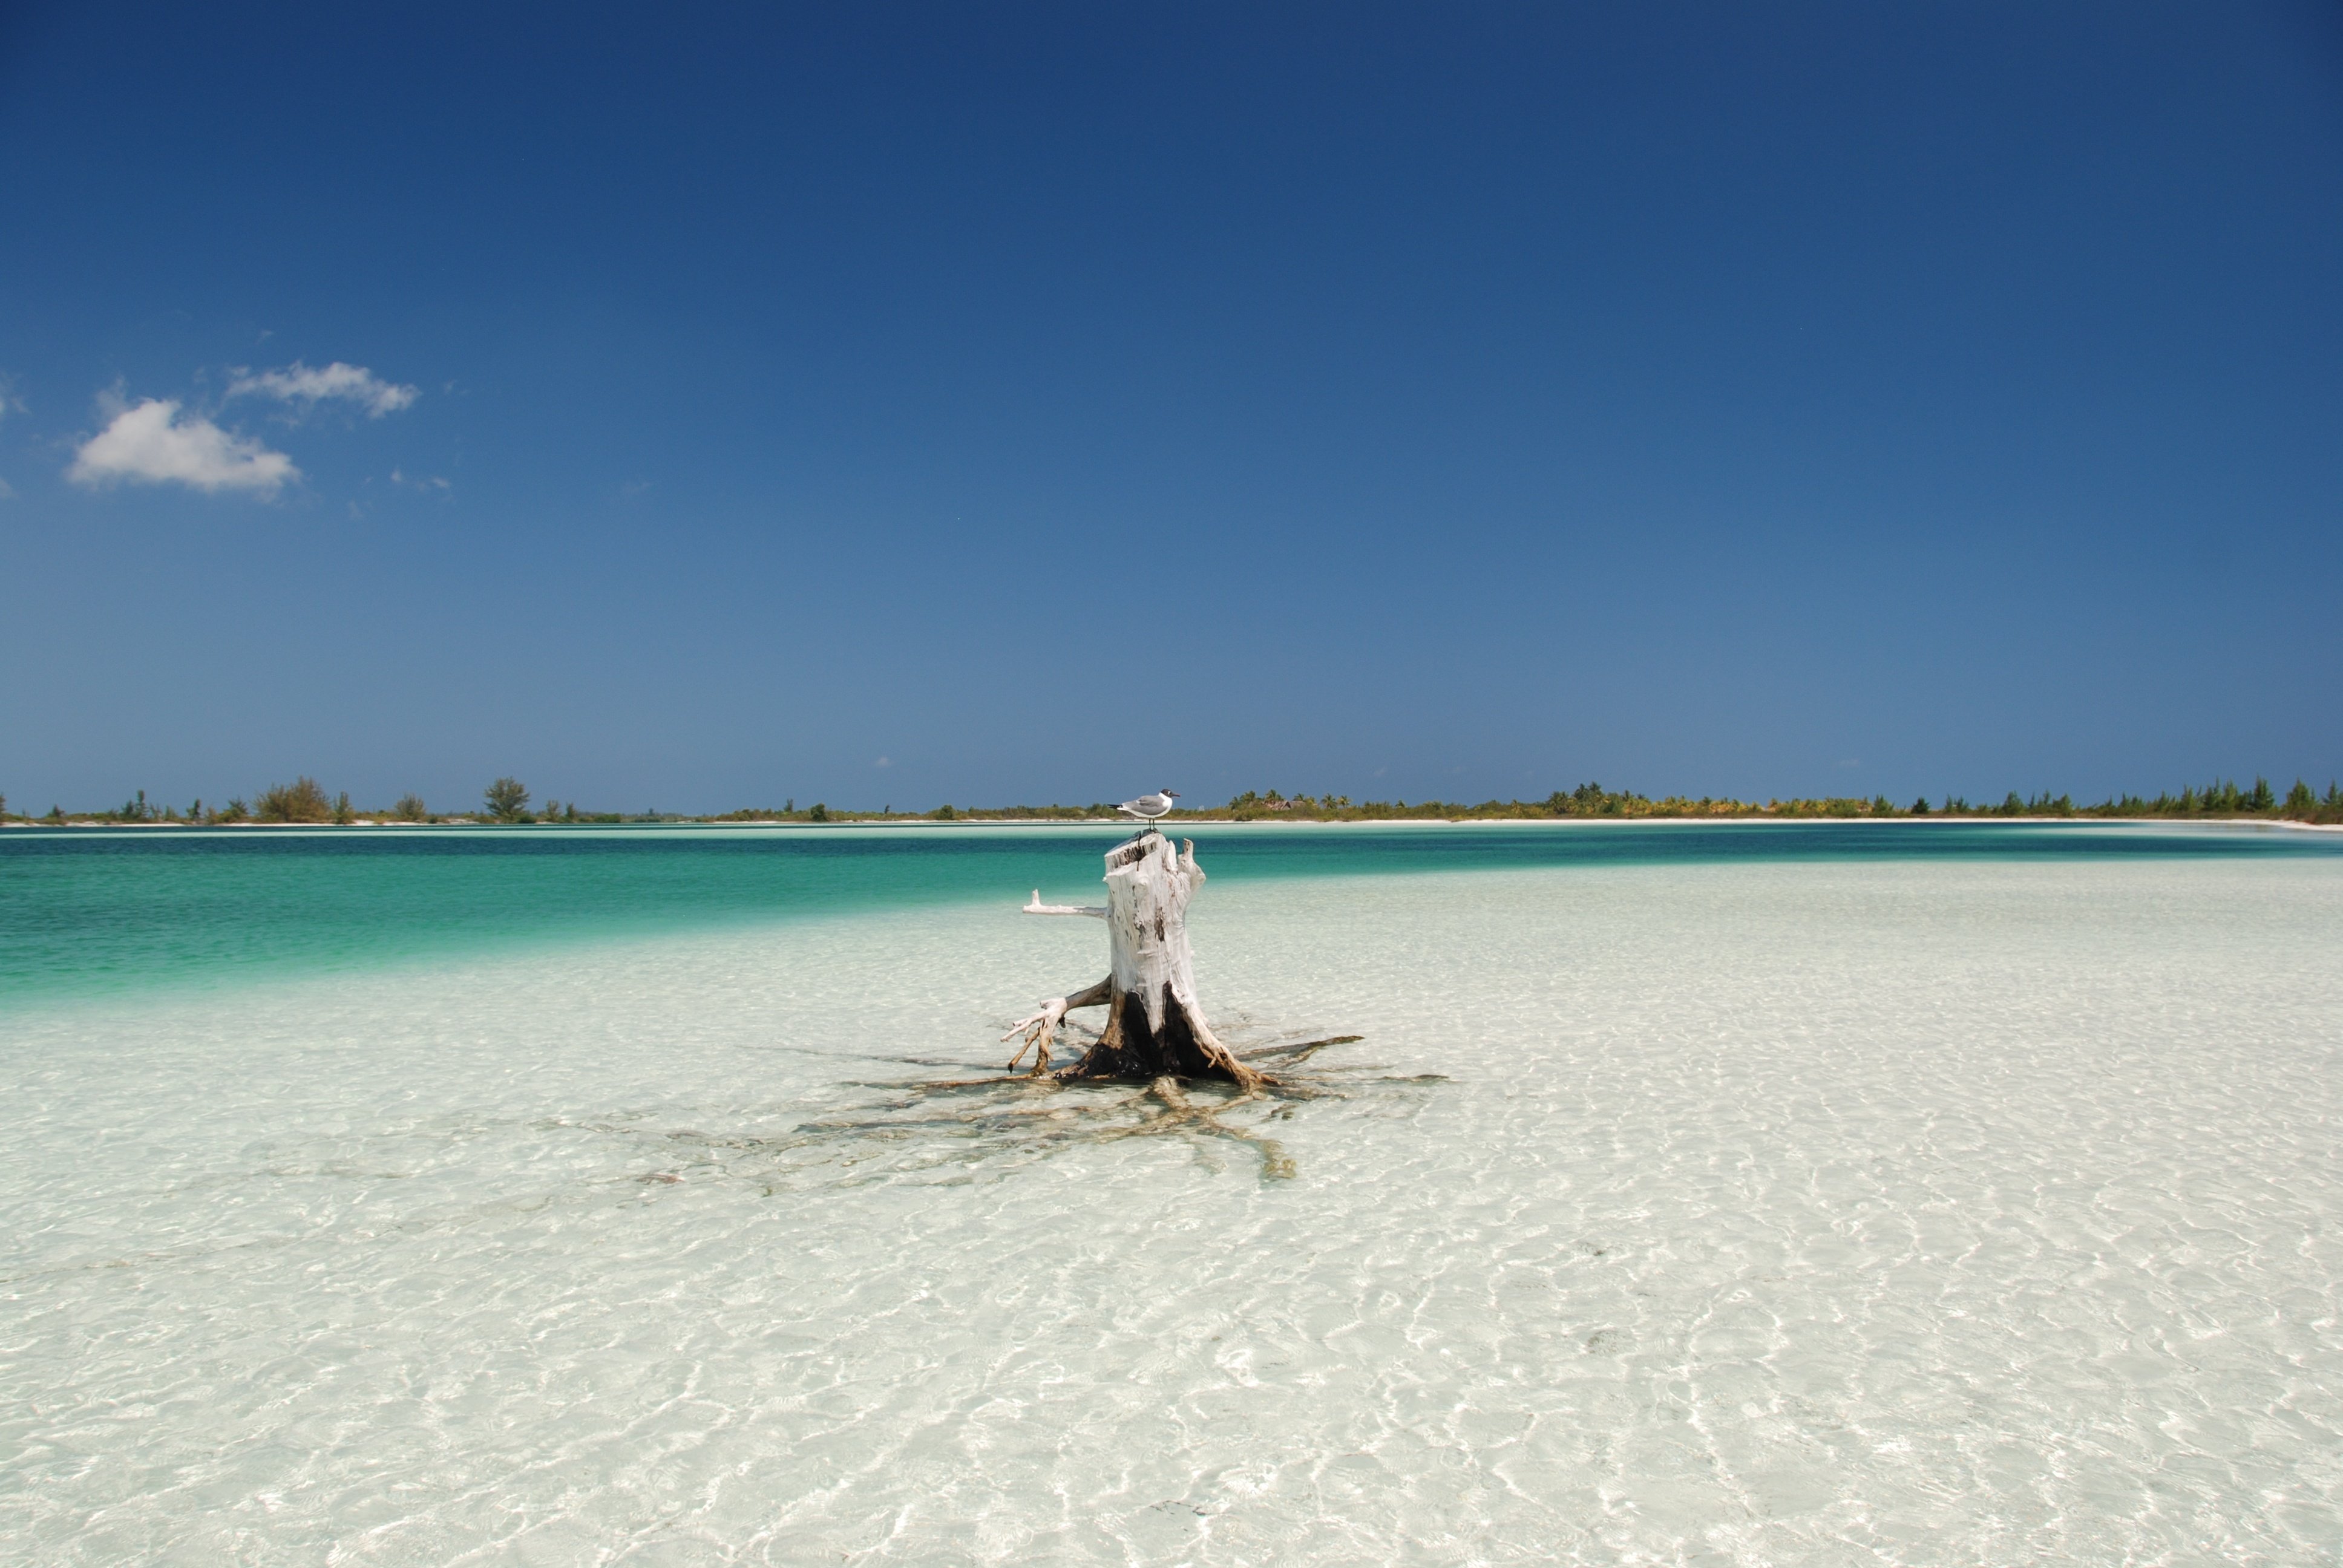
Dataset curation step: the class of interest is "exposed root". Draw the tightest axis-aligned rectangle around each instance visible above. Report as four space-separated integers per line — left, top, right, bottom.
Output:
1001 976 1112 1074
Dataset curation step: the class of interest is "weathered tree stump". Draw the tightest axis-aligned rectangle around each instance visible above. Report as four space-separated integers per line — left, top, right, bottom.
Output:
1004 831 1265 1089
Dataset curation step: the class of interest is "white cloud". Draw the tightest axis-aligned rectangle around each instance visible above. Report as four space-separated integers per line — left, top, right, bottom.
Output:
874 756 893 768
0 477 14 500
228 360 417 418
67 397 297 496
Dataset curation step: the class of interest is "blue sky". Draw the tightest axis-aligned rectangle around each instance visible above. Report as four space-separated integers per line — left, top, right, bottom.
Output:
2 3 2338 813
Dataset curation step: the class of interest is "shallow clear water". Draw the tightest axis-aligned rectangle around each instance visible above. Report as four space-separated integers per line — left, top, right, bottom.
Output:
3 827 2339 1563
4 820 2325 1005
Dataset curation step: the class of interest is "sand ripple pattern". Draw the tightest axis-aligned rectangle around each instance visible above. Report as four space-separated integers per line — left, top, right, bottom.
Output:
2 859 2339 1564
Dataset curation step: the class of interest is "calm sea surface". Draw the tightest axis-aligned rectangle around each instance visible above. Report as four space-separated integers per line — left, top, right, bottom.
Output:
4 820 2332 1005
3 824 2339 1563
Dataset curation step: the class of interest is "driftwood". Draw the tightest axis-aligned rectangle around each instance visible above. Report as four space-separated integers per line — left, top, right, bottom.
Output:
1006 831 1266 1089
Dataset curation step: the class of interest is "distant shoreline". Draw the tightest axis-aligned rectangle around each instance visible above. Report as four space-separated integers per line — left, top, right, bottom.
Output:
8 815 2338 833
16 776 2333 831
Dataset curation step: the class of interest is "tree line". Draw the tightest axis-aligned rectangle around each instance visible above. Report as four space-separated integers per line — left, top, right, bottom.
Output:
1212 778 2343 825
5 776 2339 827
0 776 616 826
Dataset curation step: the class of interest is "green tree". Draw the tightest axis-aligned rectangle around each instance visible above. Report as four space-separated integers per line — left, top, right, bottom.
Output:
393 793 428 822
1910 796 1930 814
933 803 956 820
808 802 830 822
333 791 356 826
257 777 333 823
483 777 531 822
2249 777 2276 813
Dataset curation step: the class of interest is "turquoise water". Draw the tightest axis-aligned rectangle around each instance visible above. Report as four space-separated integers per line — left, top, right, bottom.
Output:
4 821 2333 1004
4 825 2340 1564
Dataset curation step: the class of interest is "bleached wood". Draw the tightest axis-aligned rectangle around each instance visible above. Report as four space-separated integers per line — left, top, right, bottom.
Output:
1023 890 1108 918
1010 831 1262 1089
1001 976 1111 1074
1103 832 1204 1033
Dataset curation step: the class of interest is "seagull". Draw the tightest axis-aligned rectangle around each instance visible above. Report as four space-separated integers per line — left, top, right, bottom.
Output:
1116 789 1179 830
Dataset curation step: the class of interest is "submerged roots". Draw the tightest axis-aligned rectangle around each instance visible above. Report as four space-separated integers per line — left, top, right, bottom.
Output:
829 1027 1390 1182
861 1071 1304 1180
809 1065 1304 1181
572 1028 1423 1192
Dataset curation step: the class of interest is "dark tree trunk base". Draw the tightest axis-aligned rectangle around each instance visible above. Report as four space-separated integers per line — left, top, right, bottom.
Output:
1061 984 1251 1083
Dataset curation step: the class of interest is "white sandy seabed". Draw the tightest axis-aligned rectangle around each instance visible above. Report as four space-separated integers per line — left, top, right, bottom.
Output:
2 858 2340 1566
